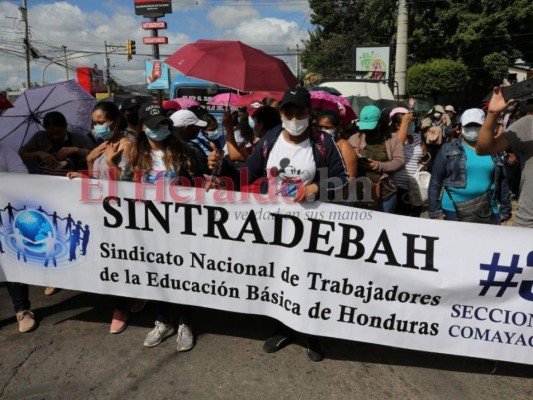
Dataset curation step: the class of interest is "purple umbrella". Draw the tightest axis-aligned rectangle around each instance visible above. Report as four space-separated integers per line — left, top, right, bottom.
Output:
0 80 95 150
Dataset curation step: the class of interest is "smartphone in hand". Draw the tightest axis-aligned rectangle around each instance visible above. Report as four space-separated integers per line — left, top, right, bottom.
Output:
502 80 533 102
418 153 431 164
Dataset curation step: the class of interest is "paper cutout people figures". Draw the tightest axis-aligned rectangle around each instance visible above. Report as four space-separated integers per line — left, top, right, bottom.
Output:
81 224 90 256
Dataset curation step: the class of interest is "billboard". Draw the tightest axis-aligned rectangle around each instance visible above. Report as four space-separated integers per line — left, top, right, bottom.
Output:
354 46 391 81
145 60 170 90
134 0 172 17
76 66 106 96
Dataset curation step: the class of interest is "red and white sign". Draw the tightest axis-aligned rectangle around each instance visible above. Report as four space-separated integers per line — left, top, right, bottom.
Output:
142 21 167 30
143 36 168 45
76 66 106 96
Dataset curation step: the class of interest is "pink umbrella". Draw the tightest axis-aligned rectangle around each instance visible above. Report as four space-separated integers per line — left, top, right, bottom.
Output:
310 90 357 123
207 93 241 107
171 97 200 108
234 91 283 107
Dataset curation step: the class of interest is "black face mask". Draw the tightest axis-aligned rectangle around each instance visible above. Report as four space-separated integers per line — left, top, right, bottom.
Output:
125 113 139 125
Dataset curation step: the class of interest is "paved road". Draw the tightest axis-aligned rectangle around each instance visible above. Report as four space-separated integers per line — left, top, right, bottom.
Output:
0 285 532 400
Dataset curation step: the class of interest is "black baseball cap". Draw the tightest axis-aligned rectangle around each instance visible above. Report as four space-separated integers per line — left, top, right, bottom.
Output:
280 87 311 109
139 103 167 129
120 97 141 111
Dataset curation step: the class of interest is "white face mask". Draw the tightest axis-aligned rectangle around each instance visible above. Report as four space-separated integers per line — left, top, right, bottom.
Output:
248 116 256 129
462 126 481 142
282 117 309 137
205 130 221 140
322 128 335 136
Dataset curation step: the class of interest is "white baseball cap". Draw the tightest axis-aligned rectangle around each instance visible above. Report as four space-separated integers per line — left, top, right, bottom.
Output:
170 110 208 128
445 105 456 114
460 108 485 126
388 107 409 125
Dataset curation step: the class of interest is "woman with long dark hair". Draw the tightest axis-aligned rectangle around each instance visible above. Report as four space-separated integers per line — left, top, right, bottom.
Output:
68 101 134 333
125 103 199 352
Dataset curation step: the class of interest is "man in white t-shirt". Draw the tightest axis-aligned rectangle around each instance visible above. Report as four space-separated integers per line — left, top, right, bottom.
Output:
265 124 316 197
244 87 348 361
245 88 348 203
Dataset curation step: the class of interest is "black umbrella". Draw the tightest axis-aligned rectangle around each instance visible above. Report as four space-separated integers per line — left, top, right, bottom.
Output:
99 94 153 110
483 80 533 102
373 99 408 111
343 95 374 116
308 86 342 96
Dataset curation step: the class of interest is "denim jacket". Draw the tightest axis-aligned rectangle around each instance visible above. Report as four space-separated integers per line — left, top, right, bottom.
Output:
428 141 511 219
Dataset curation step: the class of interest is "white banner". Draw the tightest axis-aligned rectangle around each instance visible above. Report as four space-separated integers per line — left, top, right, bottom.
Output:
0 173 532 365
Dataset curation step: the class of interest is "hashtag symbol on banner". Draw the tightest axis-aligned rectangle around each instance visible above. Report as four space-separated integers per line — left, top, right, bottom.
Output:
479 253 523 297
518 251 533 302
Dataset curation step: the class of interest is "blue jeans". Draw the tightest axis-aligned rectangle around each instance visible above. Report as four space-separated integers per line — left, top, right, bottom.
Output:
380 194 398 214
6 282 30 313
443 210 458 221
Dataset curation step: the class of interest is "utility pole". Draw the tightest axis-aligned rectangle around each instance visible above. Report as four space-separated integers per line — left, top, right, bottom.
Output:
104 42 127 97
151 18 163 106
296 44 301 80
394 0 408 99
20 0 30 89
104 41 111 96
62 45 69 80
287 46 301 80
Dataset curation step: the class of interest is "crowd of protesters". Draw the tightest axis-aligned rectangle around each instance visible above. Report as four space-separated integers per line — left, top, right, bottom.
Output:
1 84 532 362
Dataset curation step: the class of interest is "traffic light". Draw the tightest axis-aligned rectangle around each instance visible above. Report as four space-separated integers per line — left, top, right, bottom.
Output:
126 40 136 61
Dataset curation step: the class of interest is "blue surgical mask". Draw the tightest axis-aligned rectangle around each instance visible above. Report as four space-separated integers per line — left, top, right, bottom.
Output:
248 116 256 129
145 126 171 141
93 124 113 140
205 130 221 140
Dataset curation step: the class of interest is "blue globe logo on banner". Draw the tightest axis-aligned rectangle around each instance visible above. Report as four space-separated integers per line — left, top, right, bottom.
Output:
0 204 90 267
15 210 54 252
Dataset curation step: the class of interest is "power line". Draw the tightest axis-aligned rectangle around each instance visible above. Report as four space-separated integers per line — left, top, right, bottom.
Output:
289 9 311 46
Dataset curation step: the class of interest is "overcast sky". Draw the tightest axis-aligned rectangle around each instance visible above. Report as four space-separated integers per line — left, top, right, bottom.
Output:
0 0 311 90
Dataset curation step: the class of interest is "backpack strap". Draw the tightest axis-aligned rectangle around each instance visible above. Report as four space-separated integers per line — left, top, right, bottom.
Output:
310 130 327 167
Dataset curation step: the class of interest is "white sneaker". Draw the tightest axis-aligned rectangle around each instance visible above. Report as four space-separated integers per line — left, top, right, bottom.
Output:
143 321 175 348
176 323 194 352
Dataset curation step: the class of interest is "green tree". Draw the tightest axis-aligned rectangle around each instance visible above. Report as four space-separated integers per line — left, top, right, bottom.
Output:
482 53 511 84
408 0 533 99
407 59 470 102
302 0 533 100
301 0 397 77
409 0 532 67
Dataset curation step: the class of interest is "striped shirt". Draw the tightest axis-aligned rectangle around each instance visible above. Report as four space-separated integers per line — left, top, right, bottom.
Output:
395 134 423 190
